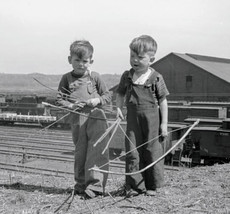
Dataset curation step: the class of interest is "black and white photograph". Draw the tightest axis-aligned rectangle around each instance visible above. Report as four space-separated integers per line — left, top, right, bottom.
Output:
0 0 230 213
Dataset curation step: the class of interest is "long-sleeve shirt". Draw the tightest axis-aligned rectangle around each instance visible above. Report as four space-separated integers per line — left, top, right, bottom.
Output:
57 70 111 109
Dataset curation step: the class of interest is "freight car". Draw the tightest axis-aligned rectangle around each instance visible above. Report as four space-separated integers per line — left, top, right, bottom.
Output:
0 94 70 128
0 113 56 125
0 109 71 129
184 118 230 165
168 105 228 122
0 95 47 115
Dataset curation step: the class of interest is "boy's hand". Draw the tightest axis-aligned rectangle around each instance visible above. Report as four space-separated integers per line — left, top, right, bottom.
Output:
116 107 124 120
68 101 86 110
160 123 168 138
87 98 101 107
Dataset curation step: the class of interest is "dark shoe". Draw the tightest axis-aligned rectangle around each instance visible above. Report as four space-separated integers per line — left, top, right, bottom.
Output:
146 190 156 196
126 189 139 198
74 184 85 195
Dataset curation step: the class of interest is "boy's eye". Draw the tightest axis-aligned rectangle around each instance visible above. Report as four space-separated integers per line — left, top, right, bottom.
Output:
74 59 89 63
138 55 145 59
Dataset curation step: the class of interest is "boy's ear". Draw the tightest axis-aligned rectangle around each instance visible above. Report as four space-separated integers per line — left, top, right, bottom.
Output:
90 59 94 64
150 57 155 63
68 56 72 64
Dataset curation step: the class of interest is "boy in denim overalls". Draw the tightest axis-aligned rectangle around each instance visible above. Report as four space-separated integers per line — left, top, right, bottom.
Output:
116 35 169 197
57 40 111 198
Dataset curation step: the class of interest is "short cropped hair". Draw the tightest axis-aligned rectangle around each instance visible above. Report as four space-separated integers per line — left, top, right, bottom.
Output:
129 35 157 56
69 40 94 59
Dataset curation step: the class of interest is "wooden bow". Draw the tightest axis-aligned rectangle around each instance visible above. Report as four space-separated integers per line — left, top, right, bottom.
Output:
89 119 199 175
42 102 107 121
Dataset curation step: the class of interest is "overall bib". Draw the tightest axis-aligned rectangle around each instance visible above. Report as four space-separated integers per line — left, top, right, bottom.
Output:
125 76 165 192
70 77 109 192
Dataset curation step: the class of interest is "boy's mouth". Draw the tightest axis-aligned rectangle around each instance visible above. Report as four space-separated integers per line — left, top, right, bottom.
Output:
76 68 86 71
133 63 139 67
133 65 141 70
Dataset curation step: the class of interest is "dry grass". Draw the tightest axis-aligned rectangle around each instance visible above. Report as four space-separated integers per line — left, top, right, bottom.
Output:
1 163 230 214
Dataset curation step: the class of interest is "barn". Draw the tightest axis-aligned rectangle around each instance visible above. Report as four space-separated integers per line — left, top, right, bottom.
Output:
151 53 230 102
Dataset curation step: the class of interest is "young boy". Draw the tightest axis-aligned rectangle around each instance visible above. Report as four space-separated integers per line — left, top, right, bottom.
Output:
57 40 111 198
116 35 169 197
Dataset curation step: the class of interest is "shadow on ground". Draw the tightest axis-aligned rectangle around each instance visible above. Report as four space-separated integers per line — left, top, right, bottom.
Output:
0 182 71 195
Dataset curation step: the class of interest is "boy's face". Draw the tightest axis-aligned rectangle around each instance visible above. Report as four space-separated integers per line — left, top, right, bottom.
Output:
130 50 154 73
68 54 93 76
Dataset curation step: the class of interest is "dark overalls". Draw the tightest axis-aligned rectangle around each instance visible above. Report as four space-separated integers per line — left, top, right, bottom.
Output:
125 71 165 192
69 76 109 193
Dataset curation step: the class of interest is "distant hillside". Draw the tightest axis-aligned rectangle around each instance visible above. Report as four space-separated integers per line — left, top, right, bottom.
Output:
0 73 121 96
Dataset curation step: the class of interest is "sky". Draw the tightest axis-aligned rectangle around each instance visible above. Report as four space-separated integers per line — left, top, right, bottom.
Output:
0 0 230 75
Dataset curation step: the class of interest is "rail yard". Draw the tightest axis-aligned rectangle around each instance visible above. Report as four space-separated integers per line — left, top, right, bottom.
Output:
0 124 126 177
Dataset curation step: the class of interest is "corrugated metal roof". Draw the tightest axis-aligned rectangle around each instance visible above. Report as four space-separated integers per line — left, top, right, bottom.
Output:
173 53 230 83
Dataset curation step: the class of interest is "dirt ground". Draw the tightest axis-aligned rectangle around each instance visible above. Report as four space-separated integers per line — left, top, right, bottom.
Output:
0 163 230 214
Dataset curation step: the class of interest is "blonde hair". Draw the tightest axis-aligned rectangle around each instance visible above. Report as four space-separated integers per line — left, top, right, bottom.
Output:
129 35 157 56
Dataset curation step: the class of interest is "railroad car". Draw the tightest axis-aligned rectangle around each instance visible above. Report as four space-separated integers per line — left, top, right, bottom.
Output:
187 118 230 165
168 105 227 122
0 113 56 126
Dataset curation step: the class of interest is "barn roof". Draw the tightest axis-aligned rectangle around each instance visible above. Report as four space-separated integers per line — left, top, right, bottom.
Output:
110 53 230 91
172 53 230 83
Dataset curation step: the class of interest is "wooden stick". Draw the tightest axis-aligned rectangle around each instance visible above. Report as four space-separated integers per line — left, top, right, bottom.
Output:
93 118 120 147
102 118 121 154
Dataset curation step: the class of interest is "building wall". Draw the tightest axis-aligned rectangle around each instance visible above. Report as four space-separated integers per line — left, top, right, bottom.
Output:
152 54 230 101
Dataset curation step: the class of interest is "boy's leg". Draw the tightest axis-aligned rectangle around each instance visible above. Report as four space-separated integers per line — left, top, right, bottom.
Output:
71 114 88 193
125 108 146 194
144 140 165 190
85 108 109 194
143 109 165 190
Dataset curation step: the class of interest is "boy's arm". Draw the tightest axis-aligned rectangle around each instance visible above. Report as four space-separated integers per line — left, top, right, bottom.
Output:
155 73 169 137
159 98 168 137
88 73 111 107
115 70 129 119
116 93 125 119
56 75 73 108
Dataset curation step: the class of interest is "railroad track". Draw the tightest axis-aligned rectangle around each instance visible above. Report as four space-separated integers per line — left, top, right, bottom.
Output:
0 125 125 176
0 161 125 177
0 125 176 177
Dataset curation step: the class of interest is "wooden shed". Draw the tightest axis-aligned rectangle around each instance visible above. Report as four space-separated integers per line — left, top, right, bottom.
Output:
152 53 230 102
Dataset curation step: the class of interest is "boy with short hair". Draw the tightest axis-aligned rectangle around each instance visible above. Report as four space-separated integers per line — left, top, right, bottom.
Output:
57 40 111 198
116 35 169 197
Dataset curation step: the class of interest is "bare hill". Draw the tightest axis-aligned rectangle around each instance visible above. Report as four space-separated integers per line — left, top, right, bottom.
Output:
0 73 121 95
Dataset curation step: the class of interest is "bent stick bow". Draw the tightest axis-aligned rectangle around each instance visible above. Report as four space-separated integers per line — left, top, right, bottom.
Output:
42 102 107 121
89 119 200 175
